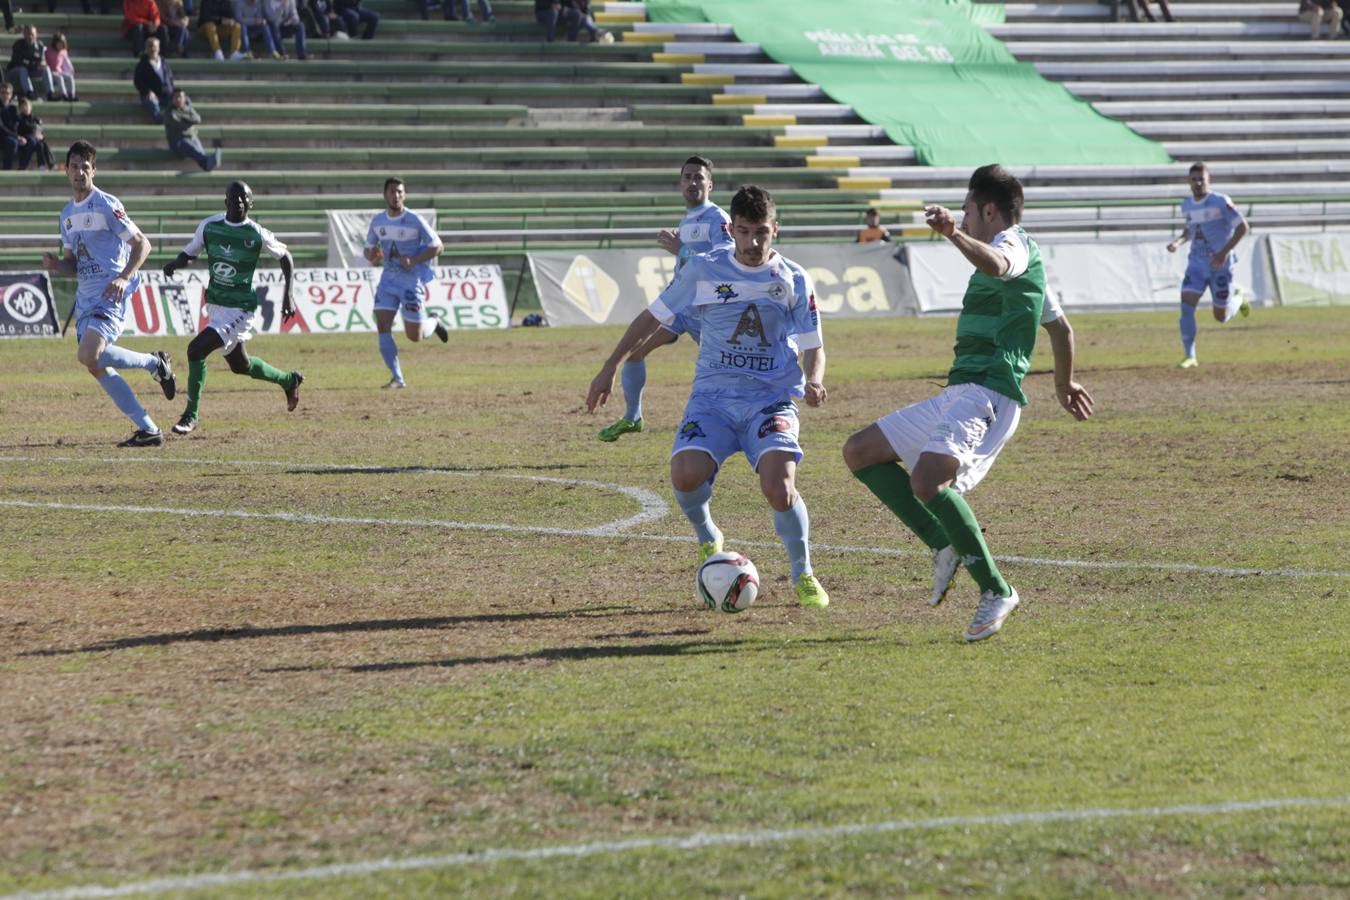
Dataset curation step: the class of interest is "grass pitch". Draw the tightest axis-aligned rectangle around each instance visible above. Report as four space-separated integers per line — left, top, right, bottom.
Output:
1 308 1348 898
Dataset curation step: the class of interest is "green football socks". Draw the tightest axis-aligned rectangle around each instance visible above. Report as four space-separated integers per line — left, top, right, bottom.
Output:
246 357 292 388
184 358 207 419
852 463 949 551
924 487 1009 597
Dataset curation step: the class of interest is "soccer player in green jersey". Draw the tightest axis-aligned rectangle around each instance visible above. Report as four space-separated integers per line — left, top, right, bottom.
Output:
843 165 1094 642
162 180 303 435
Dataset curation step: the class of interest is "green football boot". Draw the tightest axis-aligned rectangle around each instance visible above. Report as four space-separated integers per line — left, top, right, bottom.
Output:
794 574 830 609
597 417 643 442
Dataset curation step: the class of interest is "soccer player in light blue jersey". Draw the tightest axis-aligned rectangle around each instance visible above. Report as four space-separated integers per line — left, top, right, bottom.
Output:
1166 162 1250 369
42 140 176 447
365 177 447 388
588 185 830 609
596 155 733 443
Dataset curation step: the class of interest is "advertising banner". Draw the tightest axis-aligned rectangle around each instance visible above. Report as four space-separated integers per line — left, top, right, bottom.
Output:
906 237 1270 314
115 265 508 338
529 242 918 327
644 0 1168 167
1267 231 1350 306
0 272 60 338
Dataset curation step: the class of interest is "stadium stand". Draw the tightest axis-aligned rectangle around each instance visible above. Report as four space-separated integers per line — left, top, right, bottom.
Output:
2 0 1347 284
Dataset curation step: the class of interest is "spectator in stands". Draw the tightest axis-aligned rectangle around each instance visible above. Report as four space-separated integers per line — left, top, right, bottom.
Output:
334 0 378 39
443 0 493 22
1299 0 1343 36
157 0 192 55
134 36 174 122
45 32 77 100
197 0 246 59
856 207 891 244
564 0 606 41
301 0 344 37
124 0 171 57
6 26 54 100
534 0 603 42
0 81 18 168
264 0 309 58
233 0 282 57
165 87 221 170
15 94 54 168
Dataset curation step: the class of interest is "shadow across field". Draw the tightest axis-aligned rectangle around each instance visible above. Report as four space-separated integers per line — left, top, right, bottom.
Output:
19 606 662 656
262 634 877 674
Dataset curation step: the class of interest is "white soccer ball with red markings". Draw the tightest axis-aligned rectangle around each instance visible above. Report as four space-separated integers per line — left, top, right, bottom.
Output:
696 551 760 614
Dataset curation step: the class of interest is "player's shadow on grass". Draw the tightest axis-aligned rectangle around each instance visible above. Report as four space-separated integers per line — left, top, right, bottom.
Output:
20 606 671 657
280 463 589 476
261 635 875 674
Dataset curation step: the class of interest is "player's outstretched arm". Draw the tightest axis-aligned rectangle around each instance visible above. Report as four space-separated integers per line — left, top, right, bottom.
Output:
925 204 1009 277
1043 315 1093 421
801 347 827 408
279 252 296 320
587 309 662 413
162 250 196 278
42 249 76 277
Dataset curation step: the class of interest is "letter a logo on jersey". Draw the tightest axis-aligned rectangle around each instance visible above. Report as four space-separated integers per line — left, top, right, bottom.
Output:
728 302 770 348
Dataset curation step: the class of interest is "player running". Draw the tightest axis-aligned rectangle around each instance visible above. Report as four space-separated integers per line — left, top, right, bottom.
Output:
843 164 1093 642
596 155 733 442
588 185 830 609
162 180 302 435
43 140 176 447
1166 162 1251 369
364 177 447 389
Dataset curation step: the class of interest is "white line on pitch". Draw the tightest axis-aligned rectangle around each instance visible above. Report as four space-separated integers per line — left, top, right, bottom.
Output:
6 794 1349 899
1 497 1346 580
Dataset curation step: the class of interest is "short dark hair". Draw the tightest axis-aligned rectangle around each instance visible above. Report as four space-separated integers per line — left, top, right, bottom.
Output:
729 185 775 223
682 155 713 173
384 177 405 192
66 140 97 166
968 164 1023 225
170 87 185 97
1189 161 1208 175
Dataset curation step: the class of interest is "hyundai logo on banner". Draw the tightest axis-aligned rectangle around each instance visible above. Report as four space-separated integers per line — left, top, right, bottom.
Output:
0 272 60 338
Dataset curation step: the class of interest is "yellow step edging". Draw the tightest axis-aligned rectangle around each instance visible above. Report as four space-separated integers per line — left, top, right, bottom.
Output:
682 73 734 86
653 52 705 64
713 93 762 106
743 114 797 126
774 135 827 148
595 12 645 23
837 176 893 190
622 31 672 43
807 155 859 168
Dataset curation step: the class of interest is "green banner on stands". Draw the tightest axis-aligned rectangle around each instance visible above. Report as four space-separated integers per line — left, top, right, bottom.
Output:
644 0 1170 168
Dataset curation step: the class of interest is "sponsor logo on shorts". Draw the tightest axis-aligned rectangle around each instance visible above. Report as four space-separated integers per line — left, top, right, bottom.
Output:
757 416 791 439
679 420 706 442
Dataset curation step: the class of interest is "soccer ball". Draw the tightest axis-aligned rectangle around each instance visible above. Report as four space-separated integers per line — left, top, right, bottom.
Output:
696 551 759 614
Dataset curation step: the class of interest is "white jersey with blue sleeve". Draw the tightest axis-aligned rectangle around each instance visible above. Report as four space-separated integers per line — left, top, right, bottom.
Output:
59 188 142 313
674 202 732 270
366 210 442 288
649 247 822 400
1182 192 1244 261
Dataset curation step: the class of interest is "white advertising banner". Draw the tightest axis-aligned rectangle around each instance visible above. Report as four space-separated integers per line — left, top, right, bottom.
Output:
115 265 508 338
907 237 1270 314
1267 231 1350 306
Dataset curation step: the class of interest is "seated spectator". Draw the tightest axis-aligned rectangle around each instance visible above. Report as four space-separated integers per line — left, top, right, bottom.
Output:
855 208 892 244
197 0 245 59
124 0 171 57
1299 0 1343 36
264 0 308 59
233 0 282 57
437 0 493 22
134 36 174 122
535 0 604 42
0 81 18 169
164 87 221 170
334 0 378 39
6 26 54 100
562 0 606 42
300 0 344 38
3 0 15 34
157 0 192 55
15 94 54 169
44 31 77 100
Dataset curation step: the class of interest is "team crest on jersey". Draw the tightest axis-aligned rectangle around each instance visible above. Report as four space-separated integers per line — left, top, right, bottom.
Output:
679 420 706 442
378 227 387 236
218 243 235 258
766 281 787 301
713 283 738 302
65 218 72 231
245 239 257 249
757 416 791 439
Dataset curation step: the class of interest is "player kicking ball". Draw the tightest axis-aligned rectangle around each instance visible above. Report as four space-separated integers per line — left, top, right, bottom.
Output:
163 180 302 436
365 177 447 389
588 185 830 609
43 140 177 447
